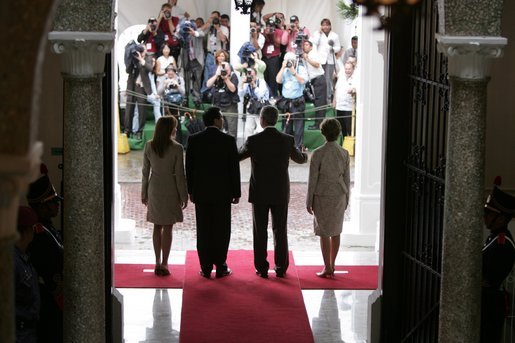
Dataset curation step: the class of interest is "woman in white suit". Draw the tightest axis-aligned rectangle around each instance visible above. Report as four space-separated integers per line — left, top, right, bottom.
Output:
306 118 351 278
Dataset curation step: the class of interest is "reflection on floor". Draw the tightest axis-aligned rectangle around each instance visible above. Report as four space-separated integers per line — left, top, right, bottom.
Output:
117 250 377 343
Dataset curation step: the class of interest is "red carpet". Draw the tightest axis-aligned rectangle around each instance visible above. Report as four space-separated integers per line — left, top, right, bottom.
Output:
114 264 184 288
296 265 378 290
180 250 314 343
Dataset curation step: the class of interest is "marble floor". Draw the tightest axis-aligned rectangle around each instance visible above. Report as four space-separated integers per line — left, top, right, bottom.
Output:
116 249 378 343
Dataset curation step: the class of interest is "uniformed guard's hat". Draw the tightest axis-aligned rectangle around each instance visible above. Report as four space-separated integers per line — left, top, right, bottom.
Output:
26 163 63 205
17 206 38 227
485 176 515 218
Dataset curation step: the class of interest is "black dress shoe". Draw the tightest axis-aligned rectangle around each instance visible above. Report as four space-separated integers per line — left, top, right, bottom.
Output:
256 270 268 279
275 269 286 278
216 268 232 278
199 270 211 279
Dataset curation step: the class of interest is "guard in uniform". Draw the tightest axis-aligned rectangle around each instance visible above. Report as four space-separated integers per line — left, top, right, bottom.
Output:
481 176 515 343
15 206 40 343
26 163 64 342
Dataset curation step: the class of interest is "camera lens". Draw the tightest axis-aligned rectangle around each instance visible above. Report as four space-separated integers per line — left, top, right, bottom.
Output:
286 61 292 68
164 11 171 19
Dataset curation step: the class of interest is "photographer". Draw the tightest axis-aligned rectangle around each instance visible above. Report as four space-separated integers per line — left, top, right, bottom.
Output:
137 17 165 57
311 18 341 103
251 0 266 25
205 50 239 138
261 17 283 97
158 65 186 144
124 45 159 139
239 67 269 139
235 42 266 80
249 21 265 59
176 20 205 96
281 15 310 54
200 11 229 92
276 52 308 149
302 40 327 130
157 3 181 61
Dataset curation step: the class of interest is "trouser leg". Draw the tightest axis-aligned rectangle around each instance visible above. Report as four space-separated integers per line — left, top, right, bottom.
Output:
252 203 270 272
271 202 289 273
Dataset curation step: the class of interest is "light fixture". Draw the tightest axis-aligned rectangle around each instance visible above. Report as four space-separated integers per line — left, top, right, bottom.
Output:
234 0 253 15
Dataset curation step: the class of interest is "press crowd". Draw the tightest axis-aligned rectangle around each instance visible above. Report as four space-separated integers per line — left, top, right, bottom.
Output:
122 0 359 149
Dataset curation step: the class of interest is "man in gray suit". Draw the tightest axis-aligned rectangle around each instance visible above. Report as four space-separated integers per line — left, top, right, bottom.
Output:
186 107 241 279
239 106 308 278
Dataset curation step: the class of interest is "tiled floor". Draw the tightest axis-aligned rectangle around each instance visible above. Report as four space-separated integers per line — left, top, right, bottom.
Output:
116 148 377 343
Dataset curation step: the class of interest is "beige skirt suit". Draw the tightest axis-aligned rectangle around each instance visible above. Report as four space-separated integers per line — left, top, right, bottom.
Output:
142 140 188 225
306 141 351 237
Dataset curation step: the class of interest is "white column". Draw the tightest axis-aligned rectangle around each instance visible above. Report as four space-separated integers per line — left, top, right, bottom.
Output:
230 5 251 139
343 16 386 248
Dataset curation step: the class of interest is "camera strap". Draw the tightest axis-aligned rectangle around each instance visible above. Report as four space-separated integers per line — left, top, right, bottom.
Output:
249 79 260 100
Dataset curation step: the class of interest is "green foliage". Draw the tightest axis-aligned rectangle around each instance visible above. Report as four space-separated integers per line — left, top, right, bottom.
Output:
337 0 359 21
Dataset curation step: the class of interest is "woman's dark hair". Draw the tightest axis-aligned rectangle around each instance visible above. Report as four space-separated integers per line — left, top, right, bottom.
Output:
160 43 171 56
320 118 341 142
320 18 331 26
151 116 177 158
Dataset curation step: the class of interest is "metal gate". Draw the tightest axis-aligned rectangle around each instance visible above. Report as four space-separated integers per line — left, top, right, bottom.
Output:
381 0 449 341
401 0 449 343
400 0 448 341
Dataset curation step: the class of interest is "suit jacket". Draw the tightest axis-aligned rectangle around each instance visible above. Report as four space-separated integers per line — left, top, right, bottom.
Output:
186 127 241 203
239 127 307 204
306 141 350 208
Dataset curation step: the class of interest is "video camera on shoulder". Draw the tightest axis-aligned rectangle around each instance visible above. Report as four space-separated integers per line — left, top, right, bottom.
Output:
132 44 145 58
295 32 307 55
179 20 197 42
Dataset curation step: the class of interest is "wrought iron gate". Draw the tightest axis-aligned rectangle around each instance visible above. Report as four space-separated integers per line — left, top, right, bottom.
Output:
400 0 448 341
382 0 448 341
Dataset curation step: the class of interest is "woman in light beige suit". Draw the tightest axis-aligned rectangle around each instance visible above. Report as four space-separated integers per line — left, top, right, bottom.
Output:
142 116 188 276
306 118 350 278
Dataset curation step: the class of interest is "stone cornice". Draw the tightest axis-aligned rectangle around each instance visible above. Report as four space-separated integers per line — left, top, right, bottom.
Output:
436 35 507 79
48 31 115 77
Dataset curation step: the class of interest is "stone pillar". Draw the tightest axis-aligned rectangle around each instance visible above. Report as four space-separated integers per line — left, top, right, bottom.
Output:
0 146 43 343
48 31 114 343
436 35 506 342
344 15 385 247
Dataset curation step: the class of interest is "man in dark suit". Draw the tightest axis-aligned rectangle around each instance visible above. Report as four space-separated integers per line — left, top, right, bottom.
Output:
239 106 308 278
186 107 241 279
